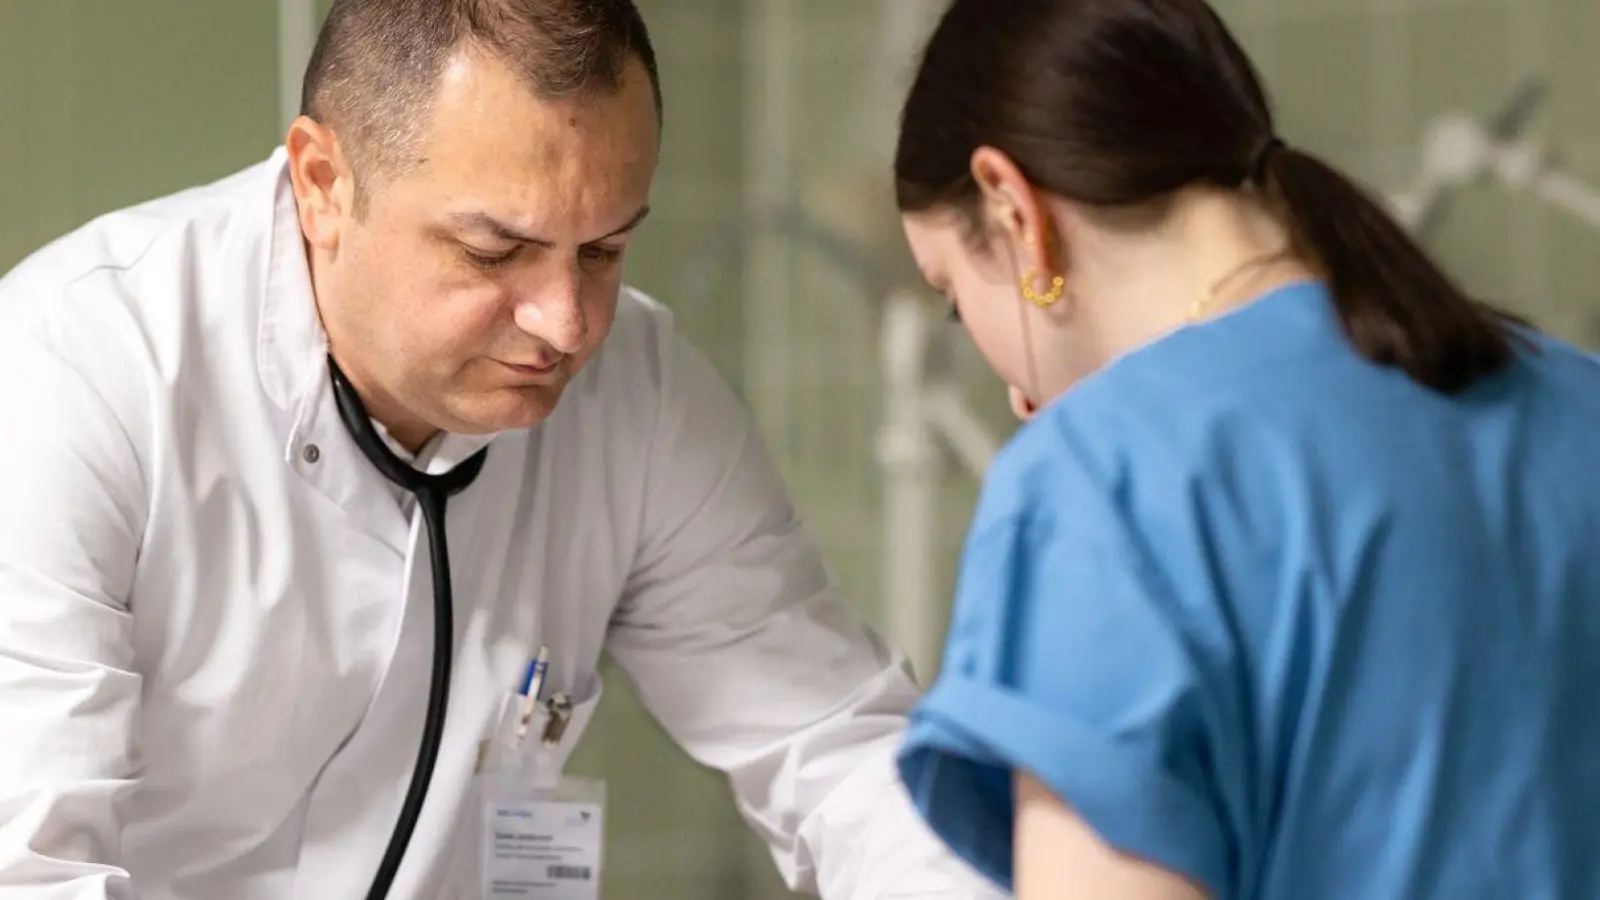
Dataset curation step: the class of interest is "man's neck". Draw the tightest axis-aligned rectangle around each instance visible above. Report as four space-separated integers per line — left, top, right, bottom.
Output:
380 417 438 458
327 350 437 455
350 375 436 456
309 246 437 456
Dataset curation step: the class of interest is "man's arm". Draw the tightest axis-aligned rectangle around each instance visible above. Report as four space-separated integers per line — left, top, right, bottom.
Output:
604 312 1002 899
0 324 147 898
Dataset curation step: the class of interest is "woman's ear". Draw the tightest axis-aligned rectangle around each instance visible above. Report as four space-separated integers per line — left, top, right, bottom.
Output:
970 146 1054 278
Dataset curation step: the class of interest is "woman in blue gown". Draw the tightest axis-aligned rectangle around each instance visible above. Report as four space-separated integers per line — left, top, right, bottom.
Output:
892 2 1600 898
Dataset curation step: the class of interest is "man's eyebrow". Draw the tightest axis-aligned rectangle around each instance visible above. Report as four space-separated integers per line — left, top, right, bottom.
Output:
445 205 652 246
445 211 549 246
597 205 651 242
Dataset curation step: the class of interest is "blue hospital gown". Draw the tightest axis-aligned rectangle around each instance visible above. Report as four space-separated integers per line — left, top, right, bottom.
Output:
899 281 1600 899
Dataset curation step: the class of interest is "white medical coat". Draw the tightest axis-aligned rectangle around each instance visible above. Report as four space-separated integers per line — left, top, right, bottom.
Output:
0 151 1001 900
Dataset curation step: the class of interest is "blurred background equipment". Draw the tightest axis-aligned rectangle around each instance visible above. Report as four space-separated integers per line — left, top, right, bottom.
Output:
1389 78 1600 243
1388 78 1551 235
2 0 1598 897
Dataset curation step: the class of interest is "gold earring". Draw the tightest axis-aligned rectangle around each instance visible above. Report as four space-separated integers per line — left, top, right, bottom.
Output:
1021 269 1065 308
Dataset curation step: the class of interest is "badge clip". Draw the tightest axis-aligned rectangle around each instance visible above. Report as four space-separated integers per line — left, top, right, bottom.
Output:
540 692 574 748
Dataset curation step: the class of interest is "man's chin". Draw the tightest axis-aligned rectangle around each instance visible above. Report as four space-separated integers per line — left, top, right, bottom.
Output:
447 384 568 435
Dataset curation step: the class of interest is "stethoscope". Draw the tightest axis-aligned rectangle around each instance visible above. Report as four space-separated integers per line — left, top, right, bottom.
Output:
328 355 488 900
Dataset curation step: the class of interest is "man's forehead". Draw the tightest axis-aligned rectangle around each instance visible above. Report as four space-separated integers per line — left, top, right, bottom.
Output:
416 97 656 188
427 47 658 146
416 105 657 206
381 48 658 223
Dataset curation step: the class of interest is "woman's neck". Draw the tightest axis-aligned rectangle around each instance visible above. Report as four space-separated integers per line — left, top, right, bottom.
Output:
1066 187 1317 364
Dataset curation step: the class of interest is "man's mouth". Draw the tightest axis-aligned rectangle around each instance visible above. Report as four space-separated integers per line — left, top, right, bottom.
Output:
498 357 565 380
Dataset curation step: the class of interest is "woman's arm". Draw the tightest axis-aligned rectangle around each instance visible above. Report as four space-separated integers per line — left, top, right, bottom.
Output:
1014 771 1212 900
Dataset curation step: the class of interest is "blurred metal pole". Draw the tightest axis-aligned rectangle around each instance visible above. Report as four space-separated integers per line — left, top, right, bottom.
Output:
874 0 936 153
878 289 944 686
741 0 797 447
278 0 318 134
875 0 950 684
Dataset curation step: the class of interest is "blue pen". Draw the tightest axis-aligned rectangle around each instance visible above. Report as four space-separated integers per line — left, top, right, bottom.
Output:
516 646 551 744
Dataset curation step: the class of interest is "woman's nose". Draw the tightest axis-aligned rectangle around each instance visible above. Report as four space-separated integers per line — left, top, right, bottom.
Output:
1008 384 1038 421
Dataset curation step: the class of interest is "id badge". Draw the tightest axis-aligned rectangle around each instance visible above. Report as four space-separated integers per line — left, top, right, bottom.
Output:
479 773 605 900
472 688 606 900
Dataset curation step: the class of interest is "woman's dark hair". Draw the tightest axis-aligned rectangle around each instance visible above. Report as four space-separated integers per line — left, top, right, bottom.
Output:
896 0 1520 394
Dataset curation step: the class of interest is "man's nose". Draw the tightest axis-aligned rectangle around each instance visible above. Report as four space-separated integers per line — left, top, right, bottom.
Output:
512 268 587 355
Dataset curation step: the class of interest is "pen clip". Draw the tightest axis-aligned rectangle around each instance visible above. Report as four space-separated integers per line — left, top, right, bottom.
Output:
540 692 574 748
513 646 552 748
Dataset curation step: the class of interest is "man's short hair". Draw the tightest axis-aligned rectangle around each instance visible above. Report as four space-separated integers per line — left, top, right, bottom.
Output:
301 0 661 197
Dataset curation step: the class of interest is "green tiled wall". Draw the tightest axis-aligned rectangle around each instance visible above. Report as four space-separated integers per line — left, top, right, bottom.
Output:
3 1 1599 898
0 1 279 268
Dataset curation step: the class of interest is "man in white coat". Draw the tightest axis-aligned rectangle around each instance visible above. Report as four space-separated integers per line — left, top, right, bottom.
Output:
0 1 1002 899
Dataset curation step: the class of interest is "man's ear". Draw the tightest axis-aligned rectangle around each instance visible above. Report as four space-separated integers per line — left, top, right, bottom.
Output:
285 117 356 250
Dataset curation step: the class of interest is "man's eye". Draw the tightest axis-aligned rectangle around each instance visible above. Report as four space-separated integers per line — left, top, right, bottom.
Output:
463 246 520 269
580 245 624 265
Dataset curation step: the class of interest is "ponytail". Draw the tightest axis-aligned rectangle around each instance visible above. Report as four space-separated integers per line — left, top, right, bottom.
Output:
1260 145 1521 394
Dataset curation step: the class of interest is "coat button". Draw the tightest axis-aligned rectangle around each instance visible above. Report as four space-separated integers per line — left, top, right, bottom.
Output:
302 444 322 464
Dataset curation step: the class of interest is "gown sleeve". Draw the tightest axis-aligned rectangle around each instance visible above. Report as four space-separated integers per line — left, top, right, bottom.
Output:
898 416 1237 897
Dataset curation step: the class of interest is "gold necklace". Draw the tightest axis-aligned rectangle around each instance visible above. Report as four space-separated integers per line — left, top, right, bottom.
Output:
1186 247 1295 324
